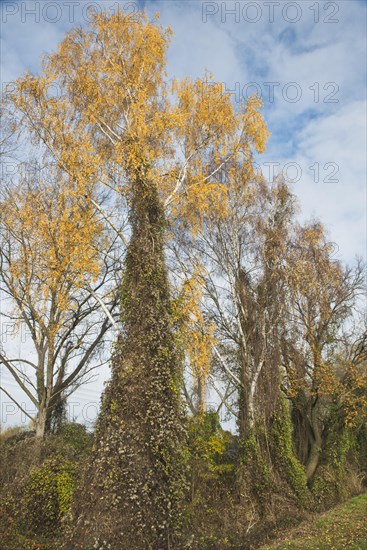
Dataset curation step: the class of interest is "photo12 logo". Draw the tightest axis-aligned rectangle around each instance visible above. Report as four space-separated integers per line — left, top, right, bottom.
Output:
0 400 99 425
222 81 339 104
1 2 140 24
258 161 340 184
202 2 340 24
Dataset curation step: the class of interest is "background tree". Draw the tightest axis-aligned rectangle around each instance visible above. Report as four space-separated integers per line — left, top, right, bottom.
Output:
173 170 295 429
282 222 365 481
0 167 120 437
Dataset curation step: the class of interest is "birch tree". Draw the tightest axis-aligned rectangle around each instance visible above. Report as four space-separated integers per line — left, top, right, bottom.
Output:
174 172 295 436
0 170 120 437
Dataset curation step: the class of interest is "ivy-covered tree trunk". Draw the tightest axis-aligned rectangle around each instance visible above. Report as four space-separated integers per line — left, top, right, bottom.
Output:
67 174 187 549
45 392 67 435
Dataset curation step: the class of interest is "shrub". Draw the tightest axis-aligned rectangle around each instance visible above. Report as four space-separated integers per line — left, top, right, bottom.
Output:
22 456 77 535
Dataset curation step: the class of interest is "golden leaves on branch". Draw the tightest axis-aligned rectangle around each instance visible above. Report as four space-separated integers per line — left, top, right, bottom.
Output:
173 269 215 387
1 177 103 328
242 95 270 155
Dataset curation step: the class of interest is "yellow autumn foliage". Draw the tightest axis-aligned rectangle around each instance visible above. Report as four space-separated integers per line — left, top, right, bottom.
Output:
9 11 268 236
1 176 103 332
174 269 216 385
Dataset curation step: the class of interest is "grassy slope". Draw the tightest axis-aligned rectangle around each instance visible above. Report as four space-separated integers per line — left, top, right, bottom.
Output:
262 494 367 549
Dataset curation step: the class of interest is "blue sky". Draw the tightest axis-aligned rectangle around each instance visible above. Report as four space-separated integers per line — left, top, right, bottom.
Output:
1 0 366 426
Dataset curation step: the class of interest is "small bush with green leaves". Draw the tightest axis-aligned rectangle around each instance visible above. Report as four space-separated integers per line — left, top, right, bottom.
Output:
188 411 235 477
22 455 76 535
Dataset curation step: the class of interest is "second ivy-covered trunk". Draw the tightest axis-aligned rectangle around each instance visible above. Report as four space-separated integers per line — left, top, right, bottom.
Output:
67 174 187 549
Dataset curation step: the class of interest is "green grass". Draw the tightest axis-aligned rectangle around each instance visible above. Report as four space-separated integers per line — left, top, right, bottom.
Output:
262 494 367 549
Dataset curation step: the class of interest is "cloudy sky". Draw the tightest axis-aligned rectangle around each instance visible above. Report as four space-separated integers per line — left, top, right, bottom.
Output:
1 0 366 426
